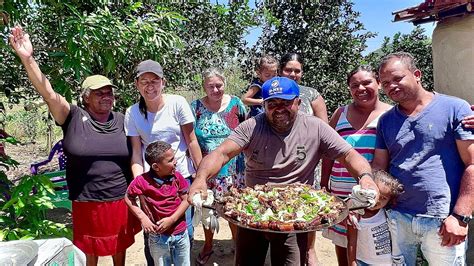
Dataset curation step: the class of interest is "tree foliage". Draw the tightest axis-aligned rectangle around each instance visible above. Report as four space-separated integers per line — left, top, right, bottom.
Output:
160 2 258 92
253 1 376 113
365 26 433 92
0 136 71 241
0 1 259 111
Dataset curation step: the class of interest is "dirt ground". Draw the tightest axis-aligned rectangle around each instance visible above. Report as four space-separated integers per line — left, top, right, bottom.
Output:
99 218 338 266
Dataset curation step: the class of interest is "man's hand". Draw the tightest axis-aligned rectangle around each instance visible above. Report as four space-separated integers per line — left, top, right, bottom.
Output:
439 215 468 246
359 175 380 204
157 217 175 234
188 177 208 205
140 216 159 234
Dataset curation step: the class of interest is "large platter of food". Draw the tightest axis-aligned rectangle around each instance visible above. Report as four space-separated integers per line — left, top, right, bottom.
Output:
216 183 348 233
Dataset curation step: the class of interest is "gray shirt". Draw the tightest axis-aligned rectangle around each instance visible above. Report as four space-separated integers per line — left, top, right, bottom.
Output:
299 85 320 115
229 112 352 187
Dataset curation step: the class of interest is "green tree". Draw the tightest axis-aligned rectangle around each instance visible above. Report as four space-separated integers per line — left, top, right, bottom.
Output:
1 1 260 111
1 1 183 110
161 1 259 92
254 1 375 113
365 26 433 91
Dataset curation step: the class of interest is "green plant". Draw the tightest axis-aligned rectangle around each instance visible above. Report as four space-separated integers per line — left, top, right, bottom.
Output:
365 26 433 91
0 137 71 241
4 105 62 145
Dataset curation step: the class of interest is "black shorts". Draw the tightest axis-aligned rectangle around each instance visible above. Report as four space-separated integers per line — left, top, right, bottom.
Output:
234 227 309 266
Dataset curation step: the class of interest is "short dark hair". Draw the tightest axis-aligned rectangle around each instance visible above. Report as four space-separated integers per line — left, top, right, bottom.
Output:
378 52 418 73
347 65 378 86
279 53 303 73
145 141 172 165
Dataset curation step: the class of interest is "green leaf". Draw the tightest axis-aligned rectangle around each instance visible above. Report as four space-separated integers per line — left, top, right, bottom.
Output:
0 229 6 241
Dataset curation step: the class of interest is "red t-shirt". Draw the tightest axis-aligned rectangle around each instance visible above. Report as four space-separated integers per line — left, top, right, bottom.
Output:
127 171 189 235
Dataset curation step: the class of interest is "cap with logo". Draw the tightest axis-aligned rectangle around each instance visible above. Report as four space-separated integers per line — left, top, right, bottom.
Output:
262 77 300 101
81 75 117 91
135 60 164 78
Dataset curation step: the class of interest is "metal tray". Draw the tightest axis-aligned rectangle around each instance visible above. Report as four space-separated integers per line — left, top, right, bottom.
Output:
208 191 352 234
216 202 348 233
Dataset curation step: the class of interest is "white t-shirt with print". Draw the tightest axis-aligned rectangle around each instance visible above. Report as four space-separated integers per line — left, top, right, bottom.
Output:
357 209 392 265
124 94 196 177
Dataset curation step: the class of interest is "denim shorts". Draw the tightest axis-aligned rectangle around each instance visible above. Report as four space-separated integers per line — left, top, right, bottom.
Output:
386 209 466 266
148 229 190 266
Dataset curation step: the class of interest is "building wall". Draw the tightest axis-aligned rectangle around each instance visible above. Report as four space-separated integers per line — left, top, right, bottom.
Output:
432 15 474 104
433 15 474 264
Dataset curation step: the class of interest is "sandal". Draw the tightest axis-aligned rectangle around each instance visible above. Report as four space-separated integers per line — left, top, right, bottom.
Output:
195 250 214 266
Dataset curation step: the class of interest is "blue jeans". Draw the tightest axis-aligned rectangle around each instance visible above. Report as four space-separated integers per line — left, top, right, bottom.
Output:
143 178 193 265
185 177 194 243
149 229 190 266
386 209 466 266
356 259 370 266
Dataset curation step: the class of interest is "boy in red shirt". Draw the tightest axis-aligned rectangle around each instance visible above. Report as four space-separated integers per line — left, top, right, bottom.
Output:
125 141 190 266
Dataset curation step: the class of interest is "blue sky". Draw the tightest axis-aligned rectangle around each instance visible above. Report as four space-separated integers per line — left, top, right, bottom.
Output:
245 0 435 54
354 0 435 54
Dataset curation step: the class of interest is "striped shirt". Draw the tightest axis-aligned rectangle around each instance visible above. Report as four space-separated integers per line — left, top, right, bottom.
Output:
329 106 381 197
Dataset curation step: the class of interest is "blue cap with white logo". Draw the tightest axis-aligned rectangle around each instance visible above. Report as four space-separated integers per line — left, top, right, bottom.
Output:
262 77 300 101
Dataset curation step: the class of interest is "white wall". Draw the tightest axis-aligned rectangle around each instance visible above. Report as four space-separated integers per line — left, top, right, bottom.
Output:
432 15 474 104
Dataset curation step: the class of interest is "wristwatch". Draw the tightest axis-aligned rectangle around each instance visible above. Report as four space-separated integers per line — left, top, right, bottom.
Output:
451 212 472 224
357 172 374 181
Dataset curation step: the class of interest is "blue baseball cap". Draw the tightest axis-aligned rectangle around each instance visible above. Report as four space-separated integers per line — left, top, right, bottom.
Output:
262 77 300 101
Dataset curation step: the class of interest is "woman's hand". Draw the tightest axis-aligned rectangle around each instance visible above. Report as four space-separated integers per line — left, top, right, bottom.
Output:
9 26 34 59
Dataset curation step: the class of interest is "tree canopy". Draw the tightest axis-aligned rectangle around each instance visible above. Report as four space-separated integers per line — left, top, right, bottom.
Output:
1 1 433 114
0 1 258 110
365 26 433 92
253 1 376 112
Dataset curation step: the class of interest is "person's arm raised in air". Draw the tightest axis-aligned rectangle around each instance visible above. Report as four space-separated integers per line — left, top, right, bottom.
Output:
310 95 329 123
188 139 243 203
9 26 70 125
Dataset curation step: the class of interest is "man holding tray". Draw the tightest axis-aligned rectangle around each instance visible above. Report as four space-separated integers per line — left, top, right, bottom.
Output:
189 77 378 265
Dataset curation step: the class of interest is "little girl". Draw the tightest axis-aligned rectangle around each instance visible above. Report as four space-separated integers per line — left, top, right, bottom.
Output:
347 170 403 266
241 55 278 118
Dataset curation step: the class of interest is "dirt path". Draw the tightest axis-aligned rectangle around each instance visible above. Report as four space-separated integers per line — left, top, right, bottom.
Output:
99 217 337 265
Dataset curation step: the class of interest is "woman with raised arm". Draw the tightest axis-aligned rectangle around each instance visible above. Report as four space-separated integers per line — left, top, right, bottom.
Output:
9 26 139 266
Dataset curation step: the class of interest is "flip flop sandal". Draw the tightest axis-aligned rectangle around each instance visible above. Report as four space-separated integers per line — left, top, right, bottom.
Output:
195 250 214 266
